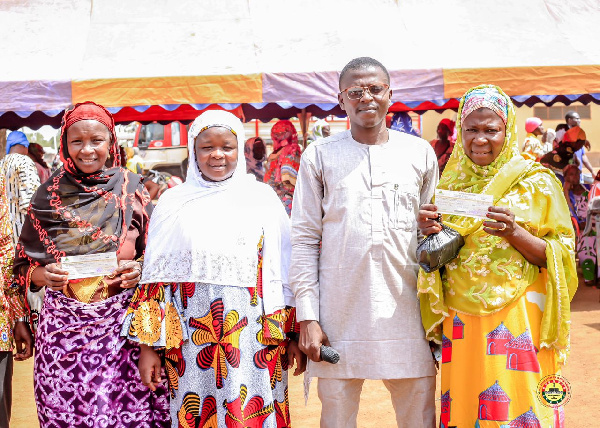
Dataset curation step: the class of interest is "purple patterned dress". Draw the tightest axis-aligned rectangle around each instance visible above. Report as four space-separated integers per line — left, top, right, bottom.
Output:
34 289 170 427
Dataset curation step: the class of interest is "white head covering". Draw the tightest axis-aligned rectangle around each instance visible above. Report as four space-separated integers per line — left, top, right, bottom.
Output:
308 119 330 143
185 110 249 188
140 110 292 314
312 119 329 136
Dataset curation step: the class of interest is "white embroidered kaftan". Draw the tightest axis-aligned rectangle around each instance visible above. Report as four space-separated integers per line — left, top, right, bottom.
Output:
290 129 439 379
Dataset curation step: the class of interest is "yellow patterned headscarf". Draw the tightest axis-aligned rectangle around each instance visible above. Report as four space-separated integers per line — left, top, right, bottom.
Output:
436 84 525 235
418 85 577 363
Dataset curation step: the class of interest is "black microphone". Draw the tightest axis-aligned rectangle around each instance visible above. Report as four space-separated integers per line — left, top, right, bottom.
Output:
320 345 340 364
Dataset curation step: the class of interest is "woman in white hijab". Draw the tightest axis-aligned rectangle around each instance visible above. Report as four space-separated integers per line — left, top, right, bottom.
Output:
121 110 306 427
306 119 331 144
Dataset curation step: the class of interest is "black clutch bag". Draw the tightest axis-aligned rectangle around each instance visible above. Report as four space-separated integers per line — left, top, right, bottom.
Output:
416 215 465 273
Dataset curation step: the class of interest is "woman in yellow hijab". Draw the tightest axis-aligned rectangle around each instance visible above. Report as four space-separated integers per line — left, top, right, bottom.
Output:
418 85 577 428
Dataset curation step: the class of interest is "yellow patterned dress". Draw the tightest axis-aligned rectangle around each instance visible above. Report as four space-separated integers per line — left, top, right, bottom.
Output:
418 85 577 428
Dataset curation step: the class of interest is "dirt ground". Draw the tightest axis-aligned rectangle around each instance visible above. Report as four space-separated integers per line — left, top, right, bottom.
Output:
10 279 599 428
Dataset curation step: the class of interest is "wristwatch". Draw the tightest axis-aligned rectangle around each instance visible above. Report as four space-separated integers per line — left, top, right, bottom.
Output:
287 332 300 342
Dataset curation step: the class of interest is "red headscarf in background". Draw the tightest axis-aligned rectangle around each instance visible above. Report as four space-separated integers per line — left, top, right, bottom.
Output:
439 118 455 135
264 120 302 215
270 120 299 152
439 118 456 142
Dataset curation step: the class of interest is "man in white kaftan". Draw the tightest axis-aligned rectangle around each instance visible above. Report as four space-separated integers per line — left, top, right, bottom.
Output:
290 57 438 427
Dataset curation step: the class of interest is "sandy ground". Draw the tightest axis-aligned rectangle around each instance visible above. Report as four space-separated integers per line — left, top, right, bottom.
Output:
10 279 599 428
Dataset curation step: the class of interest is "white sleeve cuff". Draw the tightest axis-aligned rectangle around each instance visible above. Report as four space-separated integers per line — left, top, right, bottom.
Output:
295 295 319 322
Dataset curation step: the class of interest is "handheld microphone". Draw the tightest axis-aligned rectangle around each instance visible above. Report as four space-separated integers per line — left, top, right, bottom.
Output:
320 345 340 364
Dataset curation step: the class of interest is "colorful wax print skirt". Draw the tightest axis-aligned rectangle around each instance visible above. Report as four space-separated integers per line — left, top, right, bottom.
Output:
439 277 565 428
123 282 296 428
34 289 170 428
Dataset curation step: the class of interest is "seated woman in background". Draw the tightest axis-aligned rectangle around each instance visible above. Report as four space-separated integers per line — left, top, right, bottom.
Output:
14 102 169 428
122 110 305 427
418 85 577 427
264 120 302 215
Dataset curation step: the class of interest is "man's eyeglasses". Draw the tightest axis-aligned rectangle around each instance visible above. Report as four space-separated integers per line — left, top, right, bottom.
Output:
340 83 390 100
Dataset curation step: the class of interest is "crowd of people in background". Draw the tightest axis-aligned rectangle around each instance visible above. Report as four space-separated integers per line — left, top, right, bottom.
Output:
0 56 588 427
514 109 600 289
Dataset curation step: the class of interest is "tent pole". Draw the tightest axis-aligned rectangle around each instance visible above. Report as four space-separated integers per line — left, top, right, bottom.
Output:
299 109 311 148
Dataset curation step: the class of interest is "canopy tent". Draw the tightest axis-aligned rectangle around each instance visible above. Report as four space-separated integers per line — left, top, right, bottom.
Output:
1 0 599 129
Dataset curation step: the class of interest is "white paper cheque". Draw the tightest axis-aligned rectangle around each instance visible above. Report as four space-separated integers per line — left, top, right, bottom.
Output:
435 189 493 219
61 252 118 280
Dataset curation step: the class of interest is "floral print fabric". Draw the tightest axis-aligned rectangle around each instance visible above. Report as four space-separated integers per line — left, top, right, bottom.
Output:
122 246 299 427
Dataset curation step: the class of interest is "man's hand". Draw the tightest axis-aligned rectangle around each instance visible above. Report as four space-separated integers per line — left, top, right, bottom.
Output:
13 321 33 361
287 340 307 375
138 344 162 391
299 320 329 362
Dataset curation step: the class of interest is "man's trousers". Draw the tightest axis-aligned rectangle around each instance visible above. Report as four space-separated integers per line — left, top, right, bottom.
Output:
317 376 436 428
